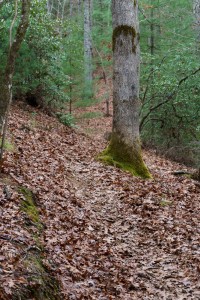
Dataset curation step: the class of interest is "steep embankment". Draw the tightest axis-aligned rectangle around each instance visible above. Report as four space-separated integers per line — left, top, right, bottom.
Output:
0 102 199 299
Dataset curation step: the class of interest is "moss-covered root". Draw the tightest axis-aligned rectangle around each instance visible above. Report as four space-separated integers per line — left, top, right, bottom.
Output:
98 138 152 179
14 251 61 300
19 186 44 232
16 186 62 300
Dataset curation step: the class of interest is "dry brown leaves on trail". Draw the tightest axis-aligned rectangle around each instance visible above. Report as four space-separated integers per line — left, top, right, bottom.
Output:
0 102 200 300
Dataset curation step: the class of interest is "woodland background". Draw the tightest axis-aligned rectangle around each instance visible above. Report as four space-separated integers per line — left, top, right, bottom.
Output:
0 1 200 299
0 0 199 166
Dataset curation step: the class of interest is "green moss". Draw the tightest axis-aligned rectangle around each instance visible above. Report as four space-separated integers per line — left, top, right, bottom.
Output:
15 186 61 300
19 187 43 231
98 134 152 179
0 138 15 152
112 25 137 53
15 252 61 300
160 199 172 207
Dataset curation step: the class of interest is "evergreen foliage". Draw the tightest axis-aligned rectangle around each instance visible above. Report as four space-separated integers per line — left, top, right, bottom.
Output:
62 18 84 111
92 0 112 66
0 0 199 166
0 1 68 109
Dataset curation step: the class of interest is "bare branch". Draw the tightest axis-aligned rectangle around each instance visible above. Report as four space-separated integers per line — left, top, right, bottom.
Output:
140 67 200 131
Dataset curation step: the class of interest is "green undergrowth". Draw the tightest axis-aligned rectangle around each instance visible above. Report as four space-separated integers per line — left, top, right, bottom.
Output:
98 138 152 179
57 112 76 127
75 94 100 108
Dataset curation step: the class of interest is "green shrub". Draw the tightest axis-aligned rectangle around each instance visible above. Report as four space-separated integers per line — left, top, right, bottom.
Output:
58 113 75 127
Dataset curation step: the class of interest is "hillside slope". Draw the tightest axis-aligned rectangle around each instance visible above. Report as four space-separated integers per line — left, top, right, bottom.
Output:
0 102 199 300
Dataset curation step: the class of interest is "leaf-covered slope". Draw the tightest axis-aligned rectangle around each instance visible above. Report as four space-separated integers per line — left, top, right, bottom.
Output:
0 102 199 299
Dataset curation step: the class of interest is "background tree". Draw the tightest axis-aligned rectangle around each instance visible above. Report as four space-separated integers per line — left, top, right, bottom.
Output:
0 0 199 167
99 0 151 178
83 0 93 100
193 0 200 52
0 0 30 160
92 0 112 115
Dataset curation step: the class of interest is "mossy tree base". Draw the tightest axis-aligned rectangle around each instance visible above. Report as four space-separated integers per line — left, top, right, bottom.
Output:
98 136 152 179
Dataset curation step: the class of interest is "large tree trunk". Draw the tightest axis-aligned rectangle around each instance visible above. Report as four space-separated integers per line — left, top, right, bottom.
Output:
99 0 151 178
0 0 30 154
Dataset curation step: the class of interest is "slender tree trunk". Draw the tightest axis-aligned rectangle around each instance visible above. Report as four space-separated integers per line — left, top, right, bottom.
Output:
99 0 151 178
83 0 93 98
95 47 110 116
193 0 200 51
150 1 155 56
69 0 74 16
0 0 31 159
56 0 60 19
47 0 51 14
77 0 82 15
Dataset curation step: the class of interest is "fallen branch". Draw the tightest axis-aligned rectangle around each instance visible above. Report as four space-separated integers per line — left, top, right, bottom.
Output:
172 168 200 181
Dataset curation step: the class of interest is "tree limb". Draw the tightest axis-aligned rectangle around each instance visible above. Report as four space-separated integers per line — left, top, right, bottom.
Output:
140 67 200 131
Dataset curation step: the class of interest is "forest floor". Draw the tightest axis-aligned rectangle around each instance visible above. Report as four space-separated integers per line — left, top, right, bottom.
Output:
0 82 200 299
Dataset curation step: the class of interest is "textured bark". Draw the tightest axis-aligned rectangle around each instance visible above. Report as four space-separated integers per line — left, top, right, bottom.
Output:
84 0 93 95
69 0 74 16
112 0 140 146
77 0 82 14
193 0 200 50
150 0 155 56
47 0 51 13
99 0 151 178
0 0 30 133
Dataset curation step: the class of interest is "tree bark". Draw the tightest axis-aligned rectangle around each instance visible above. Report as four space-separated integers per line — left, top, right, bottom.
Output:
83 0 93 97
193 0 200 51
0 0 31 156
99 0 151 178
47 0 51 14
78 0 82 15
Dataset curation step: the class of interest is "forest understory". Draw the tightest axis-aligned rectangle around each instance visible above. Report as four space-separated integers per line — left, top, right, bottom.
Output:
0 95 200 300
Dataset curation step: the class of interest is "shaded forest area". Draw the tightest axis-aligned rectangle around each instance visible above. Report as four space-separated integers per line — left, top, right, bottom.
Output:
0 0 200 299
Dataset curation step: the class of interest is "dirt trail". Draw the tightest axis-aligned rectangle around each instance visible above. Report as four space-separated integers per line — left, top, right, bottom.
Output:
58 136 200 300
